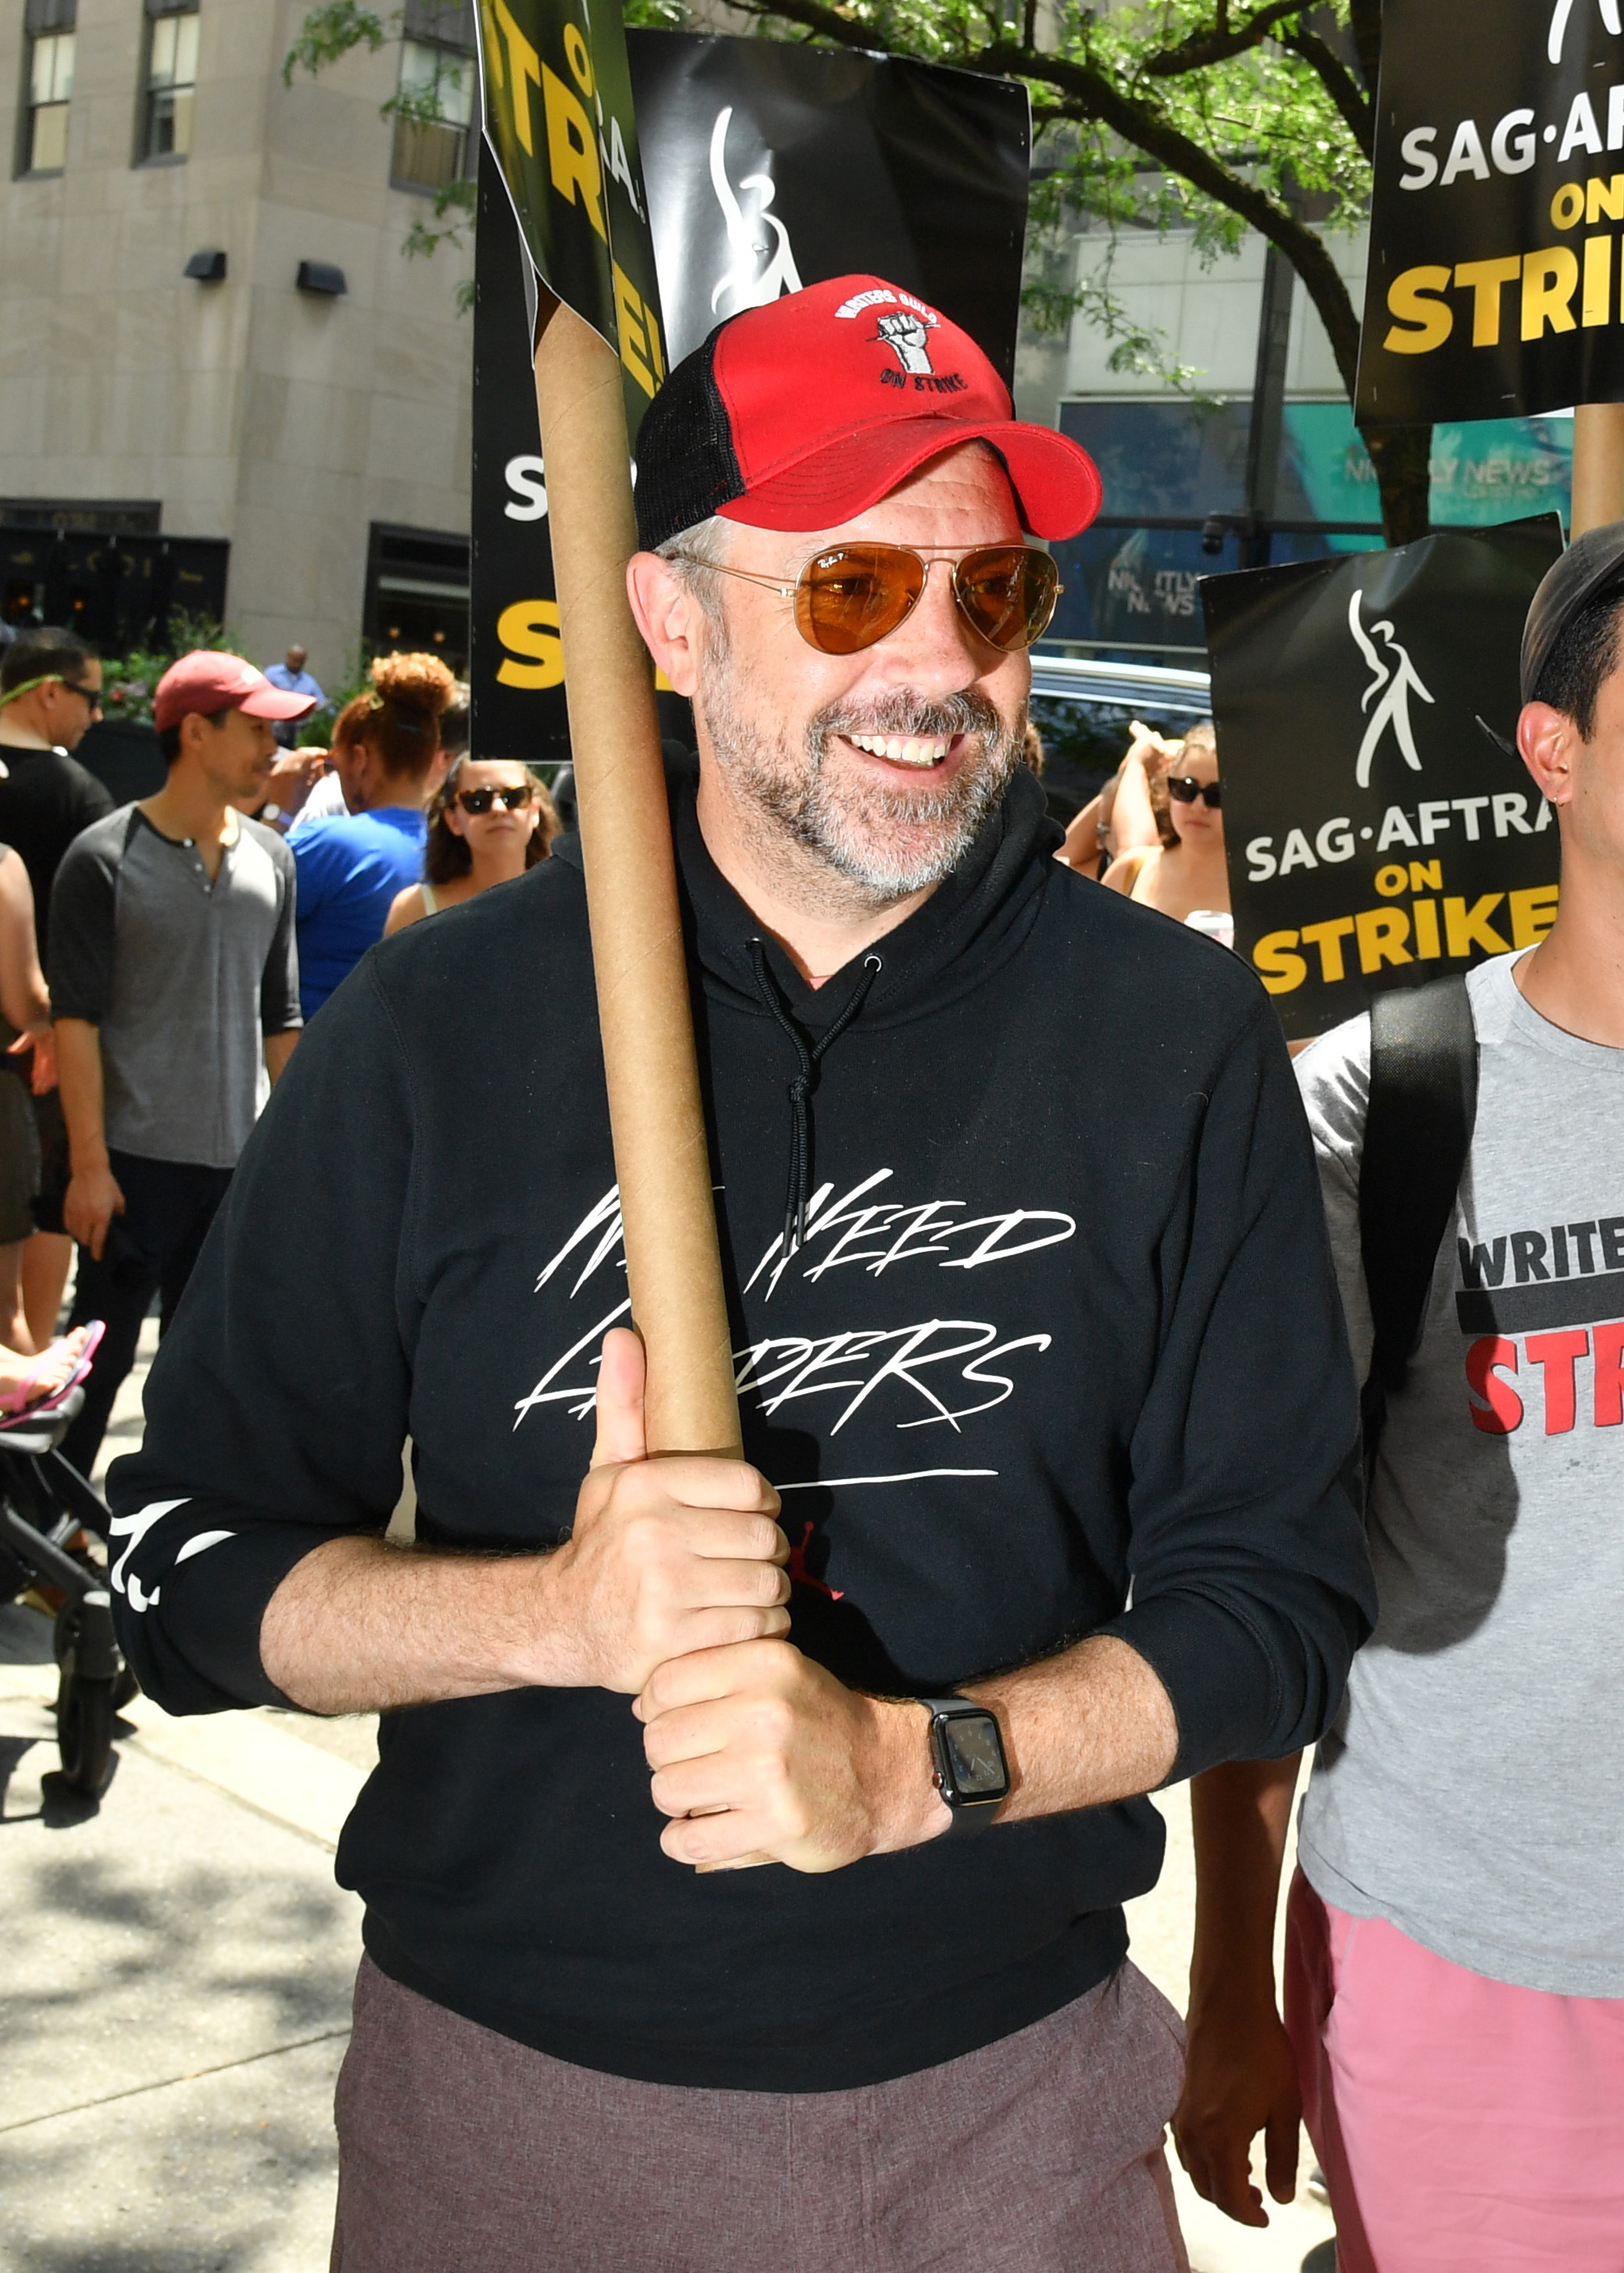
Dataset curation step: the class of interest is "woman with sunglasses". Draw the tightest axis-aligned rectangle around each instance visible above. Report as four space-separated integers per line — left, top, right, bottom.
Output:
385 757 559 934
1102 720 1231 942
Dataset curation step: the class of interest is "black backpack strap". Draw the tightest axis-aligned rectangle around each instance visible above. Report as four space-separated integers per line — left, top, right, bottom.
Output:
1359 974 1479 1450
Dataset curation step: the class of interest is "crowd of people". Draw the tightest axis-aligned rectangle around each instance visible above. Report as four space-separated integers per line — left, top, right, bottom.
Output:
4 265 1619 2273
0 623 553 1474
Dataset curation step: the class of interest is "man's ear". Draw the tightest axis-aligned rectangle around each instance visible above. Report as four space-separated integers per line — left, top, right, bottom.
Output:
1518 699 1579 809
626 552 703 699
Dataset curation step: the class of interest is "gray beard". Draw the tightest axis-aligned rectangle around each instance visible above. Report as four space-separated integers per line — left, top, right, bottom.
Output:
699 676 1024 903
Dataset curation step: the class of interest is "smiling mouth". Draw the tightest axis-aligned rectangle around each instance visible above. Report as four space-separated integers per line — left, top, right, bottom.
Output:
842 732 957 769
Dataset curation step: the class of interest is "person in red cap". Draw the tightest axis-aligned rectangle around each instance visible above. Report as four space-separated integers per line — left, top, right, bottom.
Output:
108 281 1370 2271
47 650 312 1474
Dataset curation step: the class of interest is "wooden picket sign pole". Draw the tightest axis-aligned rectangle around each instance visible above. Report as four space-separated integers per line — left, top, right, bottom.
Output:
532 290 742 1460
1569 402 1624 537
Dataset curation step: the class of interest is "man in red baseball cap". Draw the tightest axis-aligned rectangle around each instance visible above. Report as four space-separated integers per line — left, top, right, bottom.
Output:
150 649 321 740
112 283 1370 2271
48 650 312 1471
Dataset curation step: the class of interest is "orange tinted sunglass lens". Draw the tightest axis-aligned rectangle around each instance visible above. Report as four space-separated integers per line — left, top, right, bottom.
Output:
795 545 926 656
953 547 1059 652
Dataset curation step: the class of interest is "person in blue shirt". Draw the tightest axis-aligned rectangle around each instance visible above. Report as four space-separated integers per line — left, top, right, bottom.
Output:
263 644 326 706
264 645 327 750
287 652 454 1018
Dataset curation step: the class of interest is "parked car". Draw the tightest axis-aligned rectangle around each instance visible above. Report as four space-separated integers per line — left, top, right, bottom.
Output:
1027 652 1212 824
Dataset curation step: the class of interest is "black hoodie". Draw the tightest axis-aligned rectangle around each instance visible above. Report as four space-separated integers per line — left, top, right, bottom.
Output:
109 762 1372 2093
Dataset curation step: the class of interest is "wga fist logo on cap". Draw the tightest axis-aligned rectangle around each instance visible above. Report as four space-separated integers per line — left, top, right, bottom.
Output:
873 306 937 377
634 272 1102 552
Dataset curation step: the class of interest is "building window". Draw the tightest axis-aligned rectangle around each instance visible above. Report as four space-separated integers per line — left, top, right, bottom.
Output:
365 524 469 673
24 32 73 172
19 0 76 177
141 1 199 163
391 38 475 191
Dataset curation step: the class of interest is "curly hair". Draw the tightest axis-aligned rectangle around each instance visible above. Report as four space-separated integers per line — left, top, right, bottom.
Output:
332 651 456 780
423 756 559 885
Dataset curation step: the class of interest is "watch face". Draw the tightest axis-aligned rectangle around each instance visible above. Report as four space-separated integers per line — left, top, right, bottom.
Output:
942 1711 1008 1799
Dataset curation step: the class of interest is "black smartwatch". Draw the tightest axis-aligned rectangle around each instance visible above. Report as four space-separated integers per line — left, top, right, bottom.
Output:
922 1696 1010 1836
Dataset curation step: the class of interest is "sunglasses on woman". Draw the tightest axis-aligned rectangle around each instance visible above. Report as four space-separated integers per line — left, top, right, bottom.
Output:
669 541 1062 657
1167 775 1222 809
456 784 534 815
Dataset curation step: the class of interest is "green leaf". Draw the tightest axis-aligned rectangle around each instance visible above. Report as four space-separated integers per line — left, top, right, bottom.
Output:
282 1 390 86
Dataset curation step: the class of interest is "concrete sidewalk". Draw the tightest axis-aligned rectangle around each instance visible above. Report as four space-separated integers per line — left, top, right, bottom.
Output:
0 1323 1335 2272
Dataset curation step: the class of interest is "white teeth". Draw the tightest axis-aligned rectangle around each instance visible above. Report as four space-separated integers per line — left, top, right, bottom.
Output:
847 732 950 767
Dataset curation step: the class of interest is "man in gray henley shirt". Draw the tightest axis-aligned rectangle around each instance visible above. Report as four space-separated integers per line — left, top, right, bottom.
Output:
48 650 312 1473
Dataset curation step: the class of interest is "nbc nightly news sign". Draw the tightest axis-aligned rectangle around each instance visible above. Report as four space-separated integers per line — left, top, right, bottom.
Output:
1359 0 1624 422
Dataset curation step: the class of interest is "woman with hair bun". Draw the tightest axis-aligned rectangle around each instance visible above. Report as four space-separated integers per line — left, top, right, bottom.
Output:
384 756 558 935
287 652 455 1017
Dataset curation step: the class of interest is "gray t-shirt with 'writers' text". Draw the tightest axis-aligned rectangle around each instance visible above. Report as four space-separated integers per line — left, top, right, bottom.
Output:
1297 951 1624 1996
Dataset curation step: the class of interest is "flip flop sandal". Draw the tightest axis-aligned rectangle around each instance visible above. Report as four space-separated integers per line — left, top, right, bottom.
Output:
0 1320 106 1426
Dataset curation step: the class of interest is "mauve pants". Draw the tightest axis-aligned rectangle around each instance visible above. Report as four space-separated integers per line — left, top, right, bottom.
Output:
330 1955 1190 2273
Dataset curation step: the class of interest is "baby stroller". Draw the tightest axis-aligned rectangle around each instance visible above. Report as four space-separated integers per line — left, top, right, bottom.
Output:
0 1360 133 1796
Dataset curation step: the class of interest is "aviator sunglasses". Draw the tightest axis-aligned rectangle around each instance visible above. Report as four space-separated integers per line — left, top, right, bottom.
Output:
456 783 534 815
1166 774 1222 810
669 541 1062 657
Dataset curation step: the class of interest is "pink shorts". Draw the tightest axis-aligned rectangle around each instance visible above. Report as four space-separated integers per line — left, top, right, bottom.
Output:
1284 1868 1624 2273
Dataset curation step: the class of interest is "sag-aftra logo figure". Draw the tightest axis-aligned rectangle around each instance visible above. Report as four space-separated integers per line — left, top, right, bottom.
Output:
1349 589 1436 788
1549 0 1622 65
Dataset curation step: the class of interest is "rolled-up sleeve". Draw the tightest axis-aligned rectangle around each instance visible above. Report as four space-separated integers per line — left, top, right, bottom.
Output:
1099 995 1375 1780
108 959 419 1713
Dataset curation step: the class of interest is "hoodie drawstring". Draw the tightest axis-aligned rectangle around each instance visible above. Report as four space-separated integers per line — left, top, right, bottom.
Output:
747 942 882 1259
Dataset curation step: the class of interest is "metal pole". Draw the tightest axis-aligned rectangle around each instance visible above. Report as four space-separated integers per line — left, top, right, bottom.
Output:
1244 242 1296 568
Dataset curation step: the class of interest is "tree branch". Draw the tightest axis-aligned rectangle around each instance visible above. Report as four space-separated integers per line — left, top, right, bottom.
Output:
991 52 1362 392
1140 0 1308 76
741 0 1364 393
1278 23 1372 159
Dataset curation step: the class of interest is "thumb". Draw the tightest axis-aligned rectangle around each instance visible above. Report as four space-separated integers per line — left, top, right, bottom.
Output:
5 1033 27 1056
591 1325 647 1468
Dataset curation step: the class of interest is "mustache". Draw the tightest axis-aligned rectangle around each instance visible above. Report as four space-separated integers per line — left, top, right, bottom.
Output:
812 688 1008 748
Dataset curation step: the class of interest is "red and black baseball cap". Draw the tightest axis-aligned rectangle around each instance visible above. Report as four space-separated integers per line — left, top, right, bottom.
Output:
634 275 1103 553
153 651 317 734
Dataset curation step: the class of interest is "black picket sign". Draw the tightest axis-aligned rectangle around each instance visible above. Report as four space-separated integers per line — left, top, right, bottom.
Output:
1361 0 1624 422
476 0 666 446
632 31 1028 381
470 31 1030 769
1205 517 1565 1042
471 154 568 766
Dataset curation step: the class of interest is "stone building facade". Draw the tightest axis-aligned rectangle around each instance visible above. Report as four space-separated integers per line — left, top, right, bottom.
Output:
0 0 476 686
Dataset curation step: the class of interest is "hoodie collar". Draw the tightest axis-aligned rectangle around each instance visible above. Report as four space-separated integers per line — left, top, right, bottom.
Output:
666 752 1060 1031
